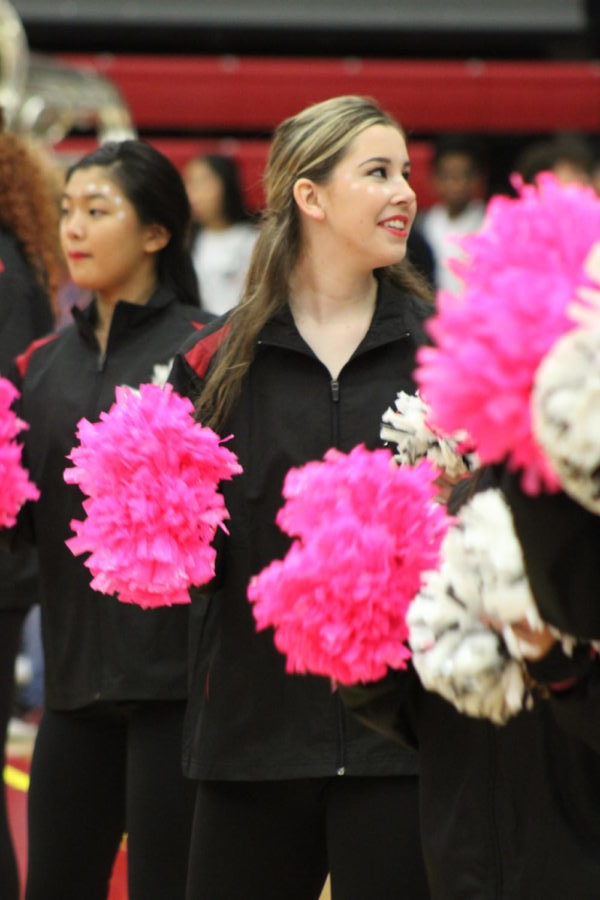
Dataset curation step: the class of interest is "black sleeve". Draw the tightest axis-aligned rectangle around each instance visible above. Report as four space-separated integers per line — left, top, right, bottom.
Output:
168 348 204 402
501 469 600 639
547 675 600 755
338 665 421 750
168 333 228 592
0 233 53 376
525 645 600 754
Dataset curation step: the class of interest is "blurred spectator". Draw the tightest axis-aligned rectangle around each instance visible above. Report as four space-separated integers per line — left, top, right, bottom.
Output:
515 134 596 186
592 154 600 196
15 604 44 713
0 122 59 900
25 146 91 328
183 153 258 315
419 135 488 293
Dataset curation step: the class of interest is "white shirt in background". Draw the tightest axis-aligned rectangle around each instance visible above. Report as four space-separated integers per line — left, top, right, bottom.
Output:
420 201 485 294
191 222 258 316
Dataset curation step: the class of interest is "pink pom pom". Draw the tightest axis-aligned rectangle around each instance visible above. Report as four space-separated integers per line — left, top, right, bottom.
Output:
248 445 451 684
416 174 600 494
64 383 242 608
0 376 39 528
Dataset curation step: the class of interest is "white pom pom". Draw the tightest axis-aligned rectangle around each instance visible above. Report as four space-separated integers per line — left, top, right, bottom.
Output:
381 391 478 479
532 325 600 513
407 488 544 724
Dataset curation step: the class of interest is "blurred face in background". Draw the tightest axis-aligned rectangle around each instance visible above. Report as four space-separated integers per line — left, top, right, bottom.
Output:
433 152 483 218
184 159 227 230
593 162 600 197
552 158 592 187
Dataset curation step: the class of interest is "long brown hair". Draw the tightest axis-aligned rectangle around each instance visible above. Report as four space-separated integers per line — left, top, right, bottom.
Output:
0 131 62 316
197 95 432 430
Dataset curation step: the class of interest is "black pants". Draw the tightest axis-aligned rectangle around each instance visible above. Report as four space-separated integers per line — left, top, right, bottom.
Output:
0 608 28 900
26 700 196 900
186 774 429 899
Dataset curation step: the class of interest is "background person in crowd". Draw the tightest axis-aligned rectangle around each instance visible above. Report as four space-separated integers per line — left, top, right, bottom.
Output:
419 134 488 293
0 124 60 900
171 95 433 900
183 153 258 316
514 133 596 187
7 140 211 900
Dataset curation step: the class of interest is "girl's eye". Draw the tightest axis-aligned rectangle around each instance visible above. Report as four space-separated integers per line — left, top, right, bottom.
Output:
59 207 69 217
403 170 412 182
369 166 387 178
89 208 107 217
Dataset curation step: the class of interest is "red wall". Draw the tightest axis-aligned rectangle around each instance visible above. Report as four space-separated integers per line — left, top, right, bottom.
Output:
56 55 600 211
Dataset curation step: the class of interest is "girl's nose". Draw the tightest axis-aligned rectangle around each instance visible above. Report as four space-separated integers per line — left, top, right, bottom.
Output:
390 179 416 205
64 210 85 238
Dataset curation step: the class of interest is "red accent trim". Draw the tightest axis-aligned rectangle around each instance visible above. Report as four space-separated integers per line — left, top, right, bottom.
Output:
184 324 231 379
547 676 580 693
15 334 59 378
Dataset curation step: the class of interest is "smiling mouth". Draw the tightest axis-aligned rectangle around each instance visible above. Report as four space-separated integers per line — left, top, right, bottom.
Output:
378 218 409 234
68 252 91 259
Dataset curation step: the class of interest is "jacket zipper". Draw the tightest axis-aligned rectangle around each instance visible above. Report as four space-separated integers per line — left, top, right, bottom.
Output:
256 334 412 775
330 376 347 774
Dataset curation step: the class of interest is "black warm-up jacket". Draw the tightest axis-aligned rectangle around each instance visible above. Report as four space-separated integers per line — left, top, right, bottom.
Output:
8 287 210 710
169 276 431 781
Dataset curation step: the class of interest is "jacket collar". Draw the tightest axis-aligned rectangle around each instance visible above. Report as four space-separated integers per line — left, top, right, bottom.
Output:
257 276 427 360
72 284 177 350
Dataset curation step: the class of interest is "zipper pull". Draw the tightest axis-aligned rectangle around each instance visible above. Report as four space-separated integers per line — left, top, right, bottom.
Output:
331 379 340 402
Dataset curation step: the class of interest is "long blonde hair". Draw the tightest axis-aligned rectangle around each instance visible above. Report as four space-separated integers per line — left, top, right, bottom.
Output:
197 95 432 430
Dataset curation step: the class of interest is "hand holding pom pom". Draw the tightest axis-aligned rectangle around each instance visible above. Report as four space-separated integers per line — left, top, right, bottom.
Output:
380 390 478 479
416 175 600 495
407 488 568 725
64 383 242 608
532 323 600 514
248 445 452 685
0 376 39 528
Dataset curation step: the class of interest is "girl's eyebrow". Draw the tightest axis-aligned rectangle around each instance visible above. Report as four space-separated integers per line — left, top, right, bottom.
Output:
60 191 111 202
359 156 391 166
359 156 411 170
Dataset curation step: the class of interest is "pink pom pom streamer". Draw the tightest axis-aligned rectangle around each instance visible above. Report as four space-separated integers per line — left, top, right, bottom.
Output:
248 445 451 684
416 174 600 494
0 376 39 528
64 383 241 608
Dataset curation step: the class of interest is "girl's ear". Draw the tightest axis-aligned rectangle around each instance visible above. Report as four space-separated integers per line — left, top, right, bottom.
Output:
292 178 326 222
144 224 171 254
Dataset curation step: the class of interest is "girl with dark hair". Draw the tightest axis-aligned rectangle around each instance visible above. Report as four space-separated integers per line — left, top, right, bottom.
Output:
7 140 211 900
183 153 258 316
171 96 432 899
0 128 59 900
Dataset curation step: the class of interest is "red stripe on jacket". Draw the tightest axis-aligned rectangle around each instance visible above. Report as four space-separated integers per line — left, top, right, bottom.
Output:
184 323 231 379
16 334 59 378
